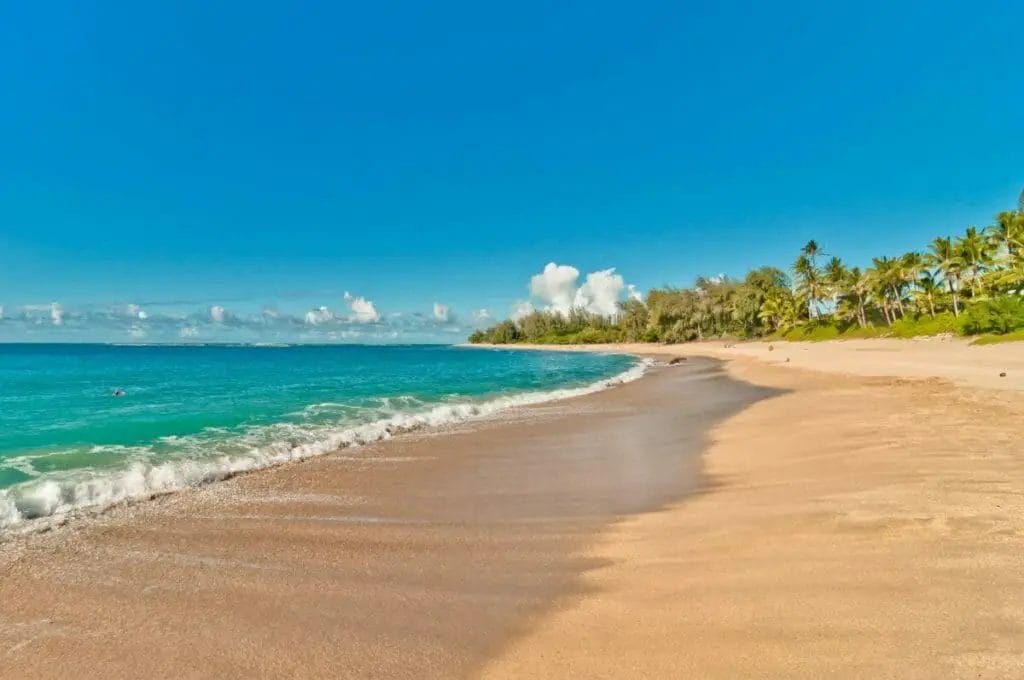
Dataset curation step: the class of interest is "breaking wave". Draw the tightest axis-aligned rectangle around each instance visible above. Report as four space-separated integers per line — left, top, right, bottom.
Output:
0 358 648 535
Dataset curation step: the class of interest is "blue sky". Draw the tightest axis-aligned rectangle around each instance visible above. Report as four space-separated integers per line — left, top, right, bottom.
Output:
1 1 1021 342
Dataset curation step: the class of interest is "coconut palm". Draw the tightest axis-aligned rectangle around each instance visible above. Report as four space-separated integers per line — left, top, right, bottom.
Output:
913 269 942 318
794 253 827 320
957 226 992 297
926 237 964 316
988 211 1024 262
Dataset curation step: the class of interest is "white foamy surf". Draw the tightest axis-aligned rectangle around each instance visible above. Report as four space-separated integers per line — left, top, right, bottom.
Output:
0 358 650 536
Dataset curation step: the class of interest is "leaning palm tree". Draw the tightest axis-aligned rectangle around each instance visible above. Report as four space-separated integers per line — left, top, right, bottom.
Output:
926 236 964 316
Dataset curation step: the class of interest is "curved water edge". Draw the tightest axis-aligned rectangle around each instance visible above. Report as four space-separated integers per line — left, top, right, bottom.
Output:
0 355 650 536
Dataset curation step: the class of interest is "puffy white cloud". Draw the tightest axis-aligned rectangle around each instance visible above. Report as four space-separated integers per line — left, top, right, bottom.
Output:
627 284 642 301
573 268 626 317
344 291 380 323
209 305 228 323
50 303 64 326
129 325 147 338
179 326 199 338
127 304 148 320
529 263 580 315
0 305 4 320
521 262 638 318
472 308 492 323
511 300 535 320
433 302 451 323
304 306 334 325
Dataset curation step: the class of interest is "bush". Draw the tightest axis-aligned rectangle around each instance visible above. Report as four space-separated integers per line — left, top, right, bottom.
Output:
961 297 1024 335
782 322 840 341
889 312 963 338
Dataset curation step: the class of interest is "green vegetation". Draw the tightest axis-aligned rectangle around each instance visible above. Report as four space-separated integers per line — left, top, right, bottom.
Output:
469 200 1024 345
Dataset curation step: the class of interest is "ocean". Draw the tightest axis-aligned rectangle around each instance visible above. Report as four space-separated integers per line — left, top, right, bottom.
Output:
0 344 641 533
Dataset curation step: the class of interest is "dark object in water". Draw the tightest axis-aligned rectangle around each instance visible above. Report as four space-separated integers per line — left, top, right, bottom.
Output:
667 357 687 365
112 389 126 397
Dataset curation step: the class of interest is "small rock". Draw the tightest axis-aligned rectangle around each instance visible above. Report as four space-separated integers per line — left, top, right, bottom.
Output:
785 357 791 363
768 344 774 351
999 372 1007 378
667 357 687 365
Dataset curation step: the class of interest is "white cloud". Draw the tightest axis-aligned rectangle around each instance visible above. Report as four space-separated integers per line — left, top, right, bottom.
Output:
179 326 199 338
304 306 334 325
210 305 228 323
50 303 64 326
627 284 642 301
511 300 535 320
529 263 580 315
0 305 4 320
573 268 626 317
433 302 451 323
521 262 638 318
127 304 148 320
129 325 147 338
473 308 492 323
344 291 380 323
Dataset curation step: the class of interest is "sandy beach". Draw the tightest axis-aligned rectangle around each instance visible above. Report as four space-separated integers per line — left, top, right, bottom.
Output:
3 339 1024 678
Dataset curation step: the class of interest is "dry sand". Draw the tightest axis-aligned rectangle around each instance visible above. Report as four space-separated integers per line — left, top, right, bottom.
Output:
480 339 1024 679
3 339 1023 679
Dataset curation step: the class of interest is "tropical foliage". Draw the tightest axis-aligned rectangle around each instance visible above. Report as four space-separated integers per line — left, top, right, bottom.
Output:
469 202 1024 345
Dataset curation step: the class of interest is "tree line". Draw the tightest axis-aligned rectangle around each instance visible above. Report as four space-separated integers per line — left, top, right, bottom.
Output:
469 199 1024 345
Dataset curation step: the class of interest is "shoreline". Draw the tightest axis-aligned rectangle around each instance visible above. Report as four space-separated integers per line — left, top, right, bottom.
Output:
467 337 1024 392
2 342 1022 677
0 357 763 678
0 353 648 540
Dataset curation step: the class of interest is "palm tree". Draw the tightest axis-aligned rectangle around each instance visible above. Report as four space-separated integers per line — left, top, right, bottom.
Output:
802 240 822 267
926 236 964 316
988 211 1024 262
794 253 826 320
871 256 907 319
913 269 942 318
848 267 871 328
957 226 991 297
824 256 848 316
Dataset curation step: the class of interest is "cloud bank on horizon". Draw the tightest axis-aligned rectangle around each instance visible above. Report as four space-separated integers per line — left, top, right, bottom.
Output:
0 262 640 342
0 292 465 344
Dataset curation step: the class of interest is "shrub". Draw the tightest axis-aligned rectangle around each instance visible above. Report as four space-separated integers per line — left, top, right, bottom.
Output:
961 297 1024 335
889 312 963 338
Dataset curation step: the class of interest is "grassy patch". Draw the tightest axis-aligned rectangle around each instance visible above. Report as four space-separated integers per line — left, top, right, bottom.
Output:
970 330 1024 345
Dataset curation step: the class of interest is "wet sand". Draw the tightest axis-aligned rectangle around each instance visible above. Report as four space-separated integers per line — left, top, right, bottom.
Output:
0 357 772 678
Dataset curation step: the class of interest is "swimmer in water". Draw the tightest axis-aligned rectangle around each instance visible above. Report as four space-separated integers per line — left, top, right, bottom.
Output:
112 389 126 397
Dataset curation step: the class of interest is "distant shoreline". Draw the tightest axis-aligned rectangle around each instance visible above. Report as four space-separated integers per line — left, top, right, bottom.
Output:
466 336 1024 392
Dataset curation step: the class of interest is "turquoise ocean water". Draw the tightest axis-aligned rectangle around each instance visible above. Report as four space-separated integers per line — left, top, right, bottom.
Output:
0 344 639 532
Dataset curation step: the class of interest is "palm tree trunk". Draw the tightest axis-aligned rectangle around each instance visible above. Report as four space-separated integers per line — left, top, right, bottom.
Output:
927 295 935 318
890 286 905 317
948 279 960 317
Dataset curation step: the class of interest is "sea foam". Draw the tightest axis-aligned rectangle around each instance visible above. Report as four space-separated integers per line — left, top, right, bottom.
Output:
0 358 649 535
